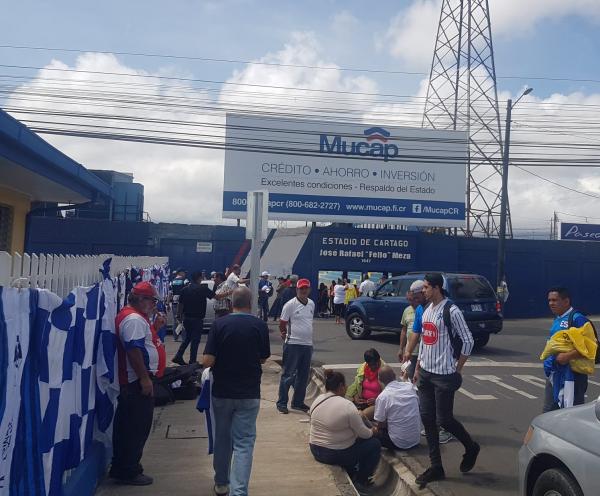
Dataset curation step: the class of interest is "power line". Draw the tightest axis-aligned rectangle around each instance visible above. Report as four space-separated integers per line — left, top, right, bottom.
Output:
5 62 600 105
555 211 600 220
2 43 600 84
513 166 600 200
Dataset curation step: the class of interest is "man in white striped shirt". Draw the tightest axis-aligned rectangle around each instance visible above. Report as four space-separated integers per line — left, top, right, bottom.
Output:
403 273 480 488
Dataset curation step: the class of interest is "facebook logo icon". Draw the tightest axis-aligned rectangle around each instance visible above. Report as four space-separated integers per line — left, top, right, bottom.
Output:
412 204 422 214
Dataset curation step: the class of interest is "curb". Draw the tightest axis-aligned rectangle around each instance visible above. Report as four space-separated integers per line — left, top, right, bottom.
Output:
310 367 450 496
268 358 356 496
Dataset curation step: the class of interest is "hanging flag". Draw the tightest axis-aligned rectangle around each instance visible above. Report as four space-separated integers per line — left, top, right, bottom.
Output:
0 287 35 496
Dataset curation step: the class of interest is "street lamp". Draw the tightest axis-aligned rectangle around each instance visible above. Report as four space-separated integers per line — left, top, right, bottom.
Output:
496 87 533 303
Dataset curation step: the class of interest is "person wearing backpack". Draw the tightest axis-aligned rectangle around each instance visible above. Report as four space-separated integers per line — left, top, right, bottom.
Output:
543 287 596 412
403 273 479 488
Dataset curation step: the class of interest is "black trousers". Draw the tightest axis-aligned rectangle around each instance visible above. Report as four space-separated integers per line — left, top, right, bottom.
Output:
310 438 381 484
110 381 154 480
418 369 475 468
174 317 204 363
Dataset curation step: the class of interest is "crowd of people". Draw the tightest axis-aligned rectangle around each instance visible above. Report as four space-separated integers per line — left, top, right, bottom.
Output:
319 274 380 324
108 265 597 496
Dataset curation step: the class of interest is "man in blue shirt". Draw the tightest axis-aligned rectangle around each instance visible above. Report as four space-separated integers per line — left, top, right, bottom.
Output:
543 287 589 412
258 271 273 322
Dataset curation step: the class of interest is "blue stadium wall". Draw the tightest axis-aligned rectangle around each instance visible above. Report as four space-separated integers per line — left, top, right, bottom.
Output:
293 226 600 319
26 218 600 319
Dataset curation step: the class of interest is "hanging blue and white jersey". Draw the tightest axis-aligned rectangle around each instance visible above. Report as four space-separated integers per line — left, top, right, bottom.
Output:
0 280 119 496
196 367 215 455
0 287 35 496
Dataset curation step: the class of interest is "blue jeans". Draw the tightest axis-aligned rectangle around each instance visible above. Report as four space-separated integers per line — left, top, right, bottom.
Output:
212 397 261 496
277 343 313 408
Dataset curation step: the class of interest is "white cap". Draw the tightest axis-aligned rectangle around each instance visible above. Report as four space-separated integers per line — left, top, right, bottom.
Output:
261 271 270 277
410 280 425 292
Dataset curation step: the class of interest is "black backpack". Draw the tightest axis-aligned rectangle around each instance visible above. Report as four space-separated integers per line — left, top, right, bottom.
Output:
567 310 600 364
425 300 463 360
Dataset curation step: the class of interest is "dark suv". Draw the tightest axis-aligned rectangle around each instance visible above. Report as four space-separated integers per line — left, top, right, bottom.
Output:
345 272 502 349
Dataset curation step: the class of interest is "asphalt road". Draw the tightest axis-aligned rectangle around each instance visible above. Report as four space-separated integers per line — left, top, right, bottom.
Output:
270 316 600 496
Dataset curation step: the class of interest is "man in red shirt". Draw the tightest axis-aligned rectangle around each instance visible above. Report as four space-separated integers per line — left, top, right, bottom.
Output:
110 282 166 486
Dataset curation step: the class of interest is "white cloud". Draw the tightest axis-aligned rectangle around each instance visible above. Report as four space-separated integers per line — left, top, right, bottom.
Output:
331 10 360 35
219 32 379 114
382 0 600 69
362 79 600 232
5 34 381 225
5 35 600 236
580 176 600 194
490 0 600 35
6 53 228 225
502 89 600 231
377 0 439 69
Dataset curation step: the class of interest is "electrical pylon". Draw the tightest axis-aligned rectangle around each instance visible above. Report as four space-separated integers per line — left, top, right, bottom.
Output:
422 0 510 237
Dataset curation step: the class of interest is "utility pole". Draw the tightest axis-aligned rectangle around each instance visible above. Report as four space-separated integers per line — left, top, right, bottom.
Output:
496 98 512 298
496 88 533 300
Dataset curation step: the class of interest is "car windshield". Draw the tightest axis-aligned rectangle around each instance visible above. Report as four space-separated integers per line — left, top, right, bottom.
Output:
448 276 495 300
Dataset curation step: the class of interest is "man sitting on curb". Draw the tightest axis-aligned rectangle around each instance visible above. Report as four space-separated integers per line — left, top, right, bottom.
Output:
373 366 421 451
202 287 271 496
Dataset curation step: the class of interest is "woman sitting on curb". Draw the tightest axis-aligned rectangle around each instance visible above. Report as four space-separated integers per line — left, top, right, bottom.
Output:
346 348 385 420
309 370 382 493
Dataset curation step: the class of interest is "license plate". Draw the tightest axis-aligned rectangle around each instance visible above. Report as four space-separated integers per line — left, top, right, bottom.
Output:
471 304 483 311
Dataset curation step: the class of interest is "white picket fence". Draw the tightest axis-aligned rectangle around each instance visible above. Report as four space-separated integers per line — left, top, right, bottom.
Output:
0 251 169 297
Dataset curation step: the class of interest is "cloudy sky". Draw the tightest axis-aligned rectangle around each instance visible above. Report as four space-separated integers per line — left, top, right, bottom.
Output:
2 0 600 236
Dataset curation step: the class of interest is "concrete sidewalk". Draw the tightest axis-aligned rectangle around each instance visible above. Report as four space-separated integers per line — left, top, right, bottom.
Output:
97 337 346 496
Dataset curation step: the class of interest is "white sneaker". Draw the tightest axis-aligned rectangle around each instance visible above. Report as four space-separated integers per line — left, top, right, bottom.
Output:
420 428 454 443
214 484 229 495
439 429 454 444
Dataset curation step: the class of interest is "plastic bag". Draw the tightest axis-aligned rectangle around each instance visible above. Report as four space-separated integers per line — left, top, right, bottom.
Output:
175 322 185 337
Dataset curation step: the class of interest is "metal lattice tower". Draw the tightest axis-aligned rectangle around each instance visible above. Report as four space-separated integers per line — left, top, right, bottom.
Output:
423 0 509 237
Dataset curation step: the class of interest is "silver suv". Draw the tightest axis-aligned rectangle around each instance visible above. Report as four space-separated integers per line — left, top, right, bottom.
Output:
519 398 600 496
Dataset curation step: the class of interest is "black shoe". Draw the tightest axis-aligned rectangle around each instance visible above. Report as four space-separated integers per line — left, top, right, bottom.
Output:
172 356 187 366
460 442 480 473
353 480 375 495
114 474 154 486
277 405 289 414
291 404 310 413
415 466 445 488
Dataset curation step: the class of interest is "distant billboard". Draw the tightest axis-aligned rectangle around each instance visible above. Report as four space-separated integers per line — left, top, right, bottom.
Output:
222 114 468 227
560 222 600 241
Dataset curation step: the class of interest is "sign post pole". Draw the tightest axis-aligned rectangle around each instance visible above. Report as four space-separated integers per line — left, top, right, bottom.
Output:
246 191 269 317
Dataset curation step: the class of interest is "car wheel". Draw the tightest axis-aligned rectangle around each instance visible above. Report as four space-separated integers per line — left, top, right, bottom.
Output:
473 334 490 350
532 468 583 496
345 313 371 340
